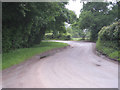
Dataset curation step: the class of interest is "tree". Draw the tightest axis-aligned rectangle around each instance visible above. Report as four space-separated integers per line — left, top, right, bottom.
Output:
2 2 68 52
78 2 118 41
66 10 77 24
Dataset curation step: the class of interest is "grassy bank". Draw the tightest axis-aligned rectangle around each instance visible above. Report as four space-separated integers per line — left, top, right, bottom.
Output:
2 41 68 69
72 38 82 41
72 38 90 41
96 40 119 61
96 22 119 61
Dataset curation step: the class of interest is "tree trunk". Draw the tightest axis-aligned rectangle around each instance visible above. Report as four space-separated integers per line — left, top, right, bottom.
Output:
34 25 46 44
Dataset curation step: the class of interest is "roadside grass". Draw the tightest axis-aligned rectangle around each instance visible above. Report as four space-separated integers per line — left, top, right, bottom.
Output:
72 38 90 41
72 38 82 41
96 41 120 61
2 41 68 69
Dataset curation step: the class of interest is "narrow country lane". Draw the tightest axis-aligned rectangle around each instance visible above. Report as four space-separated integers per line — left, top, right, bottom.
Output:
2 41 118 88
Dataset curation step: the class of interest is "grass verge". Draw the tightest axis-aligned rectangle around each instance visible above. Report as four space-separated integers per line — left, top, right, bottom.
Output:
2 41 68 69
72 38 82 41
71 38 90 41
96 41 120 61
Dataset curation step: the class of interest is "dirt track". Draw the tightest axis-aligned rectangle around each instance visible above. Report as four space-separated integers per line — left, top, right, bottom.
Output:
2 41 118 88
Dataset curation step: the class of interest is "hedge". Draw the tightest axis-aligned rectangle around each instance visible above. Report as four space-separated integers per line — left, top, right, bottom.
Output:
96 21 120 61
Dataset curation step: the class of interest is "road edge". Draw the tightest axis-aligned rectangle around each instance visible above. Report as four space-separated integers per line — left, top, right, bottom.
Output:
2 45 70 71
92 43 118 64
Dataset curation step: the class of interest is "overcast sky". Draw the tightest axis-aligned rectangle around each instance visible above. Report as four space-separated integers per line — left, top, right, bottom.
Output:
65 0 117 18
65 0 83 18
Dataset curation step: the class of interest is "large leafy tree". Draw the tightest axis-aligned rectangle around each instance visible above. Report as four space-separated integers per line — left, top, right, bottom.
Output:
2 2 68 52
78 2 118 41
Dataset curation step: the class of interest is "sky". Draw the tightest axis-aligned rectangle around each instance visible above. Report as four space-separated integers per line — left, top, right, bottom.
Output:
65 0 83 18
65 0 117 27
65 0 117 18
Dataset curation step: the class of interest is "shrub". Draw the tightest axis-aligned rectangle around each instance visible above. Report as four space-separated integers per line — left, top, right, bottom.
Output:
96 21 120 61
44 33 72 40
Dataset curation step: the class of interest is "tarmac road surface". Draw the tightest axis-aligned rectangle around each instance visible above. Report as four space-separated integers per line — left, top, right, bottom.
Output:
2 41 118 88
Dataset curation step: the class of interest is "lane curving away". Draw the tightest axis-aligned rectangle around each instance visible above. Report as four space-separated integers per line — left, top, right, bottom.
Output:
2 41 118 88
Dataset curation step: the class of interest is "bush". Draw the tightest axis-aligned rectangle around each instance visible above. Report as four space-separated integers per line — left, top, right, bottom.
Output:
96 21 120 61
98 22 119 42
44 33 72 40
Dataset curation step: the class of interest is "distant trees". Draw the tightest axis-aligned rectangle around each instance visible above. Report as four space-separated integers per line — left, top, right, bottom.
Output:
66 11 84 38
45 9 77 40
66 2 118 40
70 21 84 38
2 2 69 52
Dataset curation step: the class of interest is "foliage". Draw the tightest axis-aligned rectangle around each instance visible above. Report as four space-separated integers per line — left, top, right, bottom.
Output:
98 22 119 42
2 2 68 52
43 9 77 40
66 10 77 24
48 9 77 38
71 22 84 38
3 41 68 69
96 41 120 61
96 21 120 60
78 2 118 41
67 19 90 40
44 33 72 40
